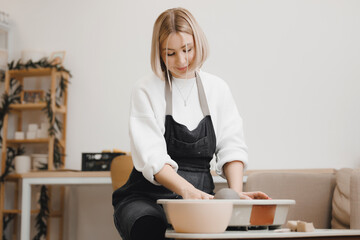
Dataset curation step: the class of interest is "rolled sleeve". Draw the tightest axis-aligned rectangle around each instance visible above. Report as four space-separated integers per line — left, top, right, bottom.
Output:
129 86 178 185
215 83 248 178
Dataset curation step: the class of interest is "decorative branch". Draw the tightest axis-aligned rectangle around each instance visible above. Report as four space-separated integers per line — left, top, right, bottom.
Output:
0 147 25 182
0 70 5 83
2 214 15 240
0 77 24 182
7 58 72 77
2 57 71 87
57 75 69 99
0 79 22 145
32 185 49 240
53 139 64 169
42 91 64 169
42 92 56 136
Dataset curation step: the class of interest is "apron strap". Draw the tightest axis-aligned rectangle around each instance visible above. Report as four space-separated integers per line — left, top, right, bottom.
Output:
165 78 172 115
165 71 210 116
196 71 210 116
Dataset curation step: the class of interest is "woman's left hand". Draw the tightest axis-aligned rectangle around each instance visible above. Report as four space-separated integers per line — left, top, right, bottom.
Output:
236 191 271 200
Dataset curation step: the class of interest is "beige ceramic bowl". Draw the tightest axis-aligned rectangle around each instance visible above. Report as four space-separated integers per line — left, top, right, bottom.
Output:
157 199 233 233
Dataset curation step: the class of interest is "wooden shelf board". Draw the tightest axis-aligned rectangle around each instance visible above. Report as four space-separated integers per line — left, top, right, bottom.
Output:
3 209 62 216
9 103 66 113
7 138 49 144
9 103 46 110
8 68 54 77
2 209 21 214
3 209 38 214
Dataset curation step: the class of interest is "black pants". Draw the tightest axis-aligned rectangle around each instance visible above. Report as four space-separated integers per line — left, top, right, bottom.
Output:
113 197 168 240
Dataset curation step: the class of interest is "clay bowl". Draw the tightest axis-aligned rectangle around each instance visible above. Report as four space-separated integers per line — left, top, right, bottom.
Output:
157 199 233 233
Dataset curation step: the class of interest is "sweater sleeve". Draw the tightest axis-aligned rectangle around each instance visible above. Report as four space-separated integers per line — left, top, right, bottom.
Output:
129 84 178 185
215 82 248 178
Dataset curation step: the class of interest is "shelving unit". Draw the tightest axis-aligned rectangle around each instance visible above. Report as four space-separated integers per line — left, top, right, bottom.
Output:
0 67 69 239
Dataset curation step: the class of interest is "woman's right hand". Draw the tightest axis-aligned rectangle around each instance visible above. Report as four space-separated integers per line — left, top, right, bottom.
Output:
155 164 214 199
180 185 214 200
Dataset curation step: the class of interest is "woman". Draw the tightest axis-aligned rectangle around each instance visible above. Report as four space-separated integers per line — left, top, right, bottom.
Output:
113 7 269 240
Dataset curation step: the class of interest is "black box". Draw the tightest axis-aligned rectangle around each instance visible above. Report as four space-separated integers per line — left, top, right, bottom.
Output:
81 152 125 171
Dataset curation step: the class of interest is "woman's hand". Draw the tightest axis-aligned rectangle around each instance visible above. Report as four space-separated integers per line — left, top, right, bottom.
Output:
235 190 271 200
155 164 214 200
222 161 271 200
179 185 214 200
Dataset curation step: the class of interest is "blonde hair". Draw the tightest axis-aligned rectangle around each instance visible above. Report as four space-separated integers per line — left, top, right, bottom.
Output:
151 8 209 80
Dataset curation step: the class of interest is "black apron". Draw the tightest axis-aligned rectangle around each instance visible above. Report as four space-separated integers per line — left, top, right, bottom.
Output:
112 72 217 239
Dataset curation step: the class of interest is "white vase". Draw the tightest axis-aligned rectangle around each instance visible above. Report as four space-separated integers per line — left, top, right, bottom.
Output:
14 155 31 174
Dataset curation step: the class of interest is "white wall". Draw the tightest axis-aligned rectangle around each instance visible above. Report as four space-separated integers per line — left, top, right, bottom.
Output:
1 0 360 239
2 0 360 171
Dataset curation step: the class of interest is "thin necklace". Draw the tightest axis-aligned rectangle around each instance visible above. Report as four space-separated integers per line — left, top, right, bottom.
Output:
173 79 196 107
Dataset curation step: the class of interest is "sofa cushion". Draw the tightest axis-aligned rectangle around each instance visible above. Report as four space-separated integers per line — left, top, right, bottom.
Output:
350 169 360 229
245 172 336 229
331 168 352 229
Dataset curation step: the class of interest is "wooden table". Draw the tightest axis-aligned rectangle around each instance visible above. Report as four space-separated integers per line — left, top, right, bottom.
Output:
166 229 360 239
8 171 111 240
8 170 228 240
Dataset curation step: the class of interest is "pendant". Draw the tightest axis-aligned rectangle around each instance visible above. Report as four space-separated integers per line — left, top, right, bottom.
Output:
184 101 187 107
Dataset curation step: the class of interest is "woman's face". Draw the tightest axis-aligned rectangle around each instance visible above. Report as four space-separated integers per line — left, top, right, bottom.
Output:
161 32 195 78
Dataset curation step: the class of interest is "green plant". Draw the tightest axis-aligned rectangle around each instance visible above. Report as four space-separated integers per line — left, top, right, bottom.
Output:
0 78 22 144
42 92 64 168
32 185 49 240
2 214 15 240
7 58 71 76
0 147 25 182
1 146 25 240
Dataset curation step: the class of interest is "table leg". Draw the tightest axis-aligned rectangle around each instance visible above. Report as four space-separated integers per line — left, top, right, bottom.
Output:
20 179 31 240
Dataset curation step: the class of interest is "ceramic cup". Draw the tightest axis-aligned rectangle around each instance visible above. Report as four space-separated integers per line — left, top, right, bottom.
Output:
28 124 38 132
14 155 31 174
26 131 36 139
15 131 25 140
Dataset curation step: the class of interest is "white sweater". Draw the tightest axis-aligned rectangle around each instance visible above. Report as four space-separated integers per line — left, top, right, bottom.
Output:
129 71 248 185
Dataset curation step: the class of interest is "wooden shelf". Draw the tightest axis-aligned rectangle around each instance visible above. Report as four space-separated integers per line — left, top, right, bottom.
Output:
8 68 69 79
9 103 66 113
2 209 20 214
3 209 39 215
3 209 62 216
1 67 69 238
6 138 49 144
9 103 46 110
6 138 66 146
8 68 54 78
7 139 67 147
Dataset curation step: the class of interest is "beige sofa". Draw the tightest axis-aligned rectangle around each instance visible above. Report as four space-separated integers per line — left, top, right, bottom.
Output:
244 168 360 229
